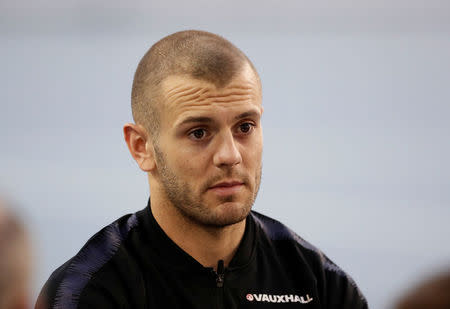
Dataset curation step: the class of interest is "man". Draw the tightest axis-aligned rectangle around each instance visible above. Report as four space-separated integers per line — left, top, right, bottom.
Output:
36 30 368 308
0 198 31 309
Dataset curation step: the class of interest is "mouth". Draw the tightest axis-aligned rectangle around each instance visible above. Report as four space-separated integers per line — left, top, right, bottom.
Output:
208 180 245 196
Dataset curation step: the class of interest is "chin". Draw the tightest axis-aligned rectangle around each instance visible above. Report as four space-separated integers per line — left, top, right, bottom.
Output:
211 200 253 227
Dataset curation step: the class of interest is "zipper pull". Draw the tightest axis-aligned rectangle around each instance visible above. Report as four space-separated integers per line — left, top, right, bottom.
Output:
216 259 225 288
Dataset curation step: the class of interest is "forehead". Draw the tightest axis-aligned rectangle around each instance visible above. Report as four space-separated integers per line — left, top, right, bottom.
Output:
159 66 262 123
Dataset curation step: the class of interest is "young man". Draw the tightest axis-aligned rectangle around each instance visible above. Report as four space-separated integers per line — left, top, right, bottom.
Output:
36 30 368 308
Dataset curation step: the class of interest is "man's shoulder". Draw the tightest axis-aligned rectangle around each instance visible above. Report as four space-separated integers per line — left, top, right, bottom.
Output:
36 211 141 309
250 210 368 308
250 210 354 277
250 210 319 252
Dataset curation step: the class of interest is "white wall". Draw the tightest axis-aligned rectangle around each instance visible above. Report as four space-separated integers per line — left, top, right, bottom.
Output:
1 1 449 308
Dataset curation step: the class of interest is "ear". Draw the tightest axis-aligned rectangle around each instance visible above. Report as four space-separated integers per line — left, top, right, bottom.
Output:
123 123 156 172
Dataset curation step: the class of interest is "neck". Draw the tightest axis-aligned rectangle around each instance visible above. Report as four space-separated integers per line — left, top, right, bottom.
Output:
150 194 246 270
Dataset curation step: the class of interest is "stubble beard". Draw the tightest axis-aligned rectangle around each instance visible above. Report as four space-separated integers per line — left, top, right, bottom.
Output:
154 145 261 228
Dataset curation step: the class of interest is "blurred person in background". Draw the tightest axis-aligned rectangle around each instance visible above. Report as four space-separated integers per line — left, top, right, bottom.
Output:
393 270 450 309
0 198 31 309
37 30 367 308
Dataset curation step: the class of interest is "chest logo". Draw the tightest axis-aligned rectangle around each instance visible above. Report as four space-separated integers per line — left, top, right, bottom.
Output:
245 293 313 304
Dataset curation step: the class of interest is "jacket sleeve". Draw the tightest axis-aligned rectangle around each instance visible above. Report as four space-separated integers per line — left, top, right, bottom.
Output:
35 277 122 309
310 249 368 309
34 262 123 309
324 265 368 309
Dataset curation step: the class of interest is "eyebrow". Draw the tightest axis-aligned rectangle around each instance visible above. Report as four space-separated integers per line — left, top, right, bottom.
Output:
177 109 261 127
177 116 214 127
234 110 260 121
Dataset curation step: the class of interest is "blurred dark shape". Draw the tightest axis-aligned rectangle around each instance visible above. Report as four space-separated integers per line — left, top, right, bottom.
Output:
394 270 450 309
0 199 31 309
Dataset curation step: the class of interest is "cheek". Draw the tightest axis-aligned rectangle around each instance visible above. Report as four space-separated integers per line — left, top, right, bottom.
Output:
244 137 263 165
172 153 210 177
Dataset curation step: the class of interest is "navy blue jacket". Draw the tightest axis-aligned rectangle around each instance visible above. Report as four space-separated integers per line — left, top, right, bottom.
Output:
36 201 368 308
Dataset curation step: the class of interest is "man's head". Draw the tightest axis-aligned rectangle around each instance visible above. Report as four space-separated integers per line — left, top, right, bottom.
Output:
0 199 31 309
125 30 263 228
131 30 260 139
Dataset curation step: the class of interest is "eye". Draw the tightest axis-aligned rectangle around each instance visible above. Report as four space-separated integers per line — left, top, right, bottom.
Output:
189 128 207 140
238 122 254 134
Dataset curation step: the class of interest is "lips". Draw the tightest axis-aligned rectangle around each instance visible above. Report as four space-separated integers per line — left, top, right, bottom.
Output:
208 180 244 196
210 181 243 188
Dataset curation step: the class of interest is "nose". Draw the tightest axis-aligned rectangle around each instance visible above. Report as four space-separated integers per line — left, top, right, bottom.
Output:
213 131 242 168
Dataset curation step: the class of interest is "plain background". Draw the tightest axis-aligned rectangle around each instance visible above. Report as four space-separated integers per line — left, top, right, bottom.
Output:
1 1 449 308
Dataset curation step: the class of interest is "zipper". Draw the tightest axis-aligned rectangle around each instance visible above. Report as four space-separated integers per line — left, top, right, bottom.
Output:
216 259 225 287
215 259 225 309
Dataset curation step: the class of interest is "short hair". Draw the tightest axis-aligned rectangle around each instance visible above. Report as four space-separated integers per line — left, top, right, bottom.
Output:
131 30 259 137
0 203 30 308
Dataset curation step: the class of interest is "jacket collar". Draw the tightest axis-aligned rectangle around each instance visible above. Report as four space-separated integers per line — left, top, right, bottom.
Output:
137 198 256 273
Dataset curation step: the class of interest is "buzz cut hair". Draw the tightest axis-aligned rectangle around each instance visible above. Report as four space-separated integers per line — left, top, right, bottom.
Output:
131 30 259 137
